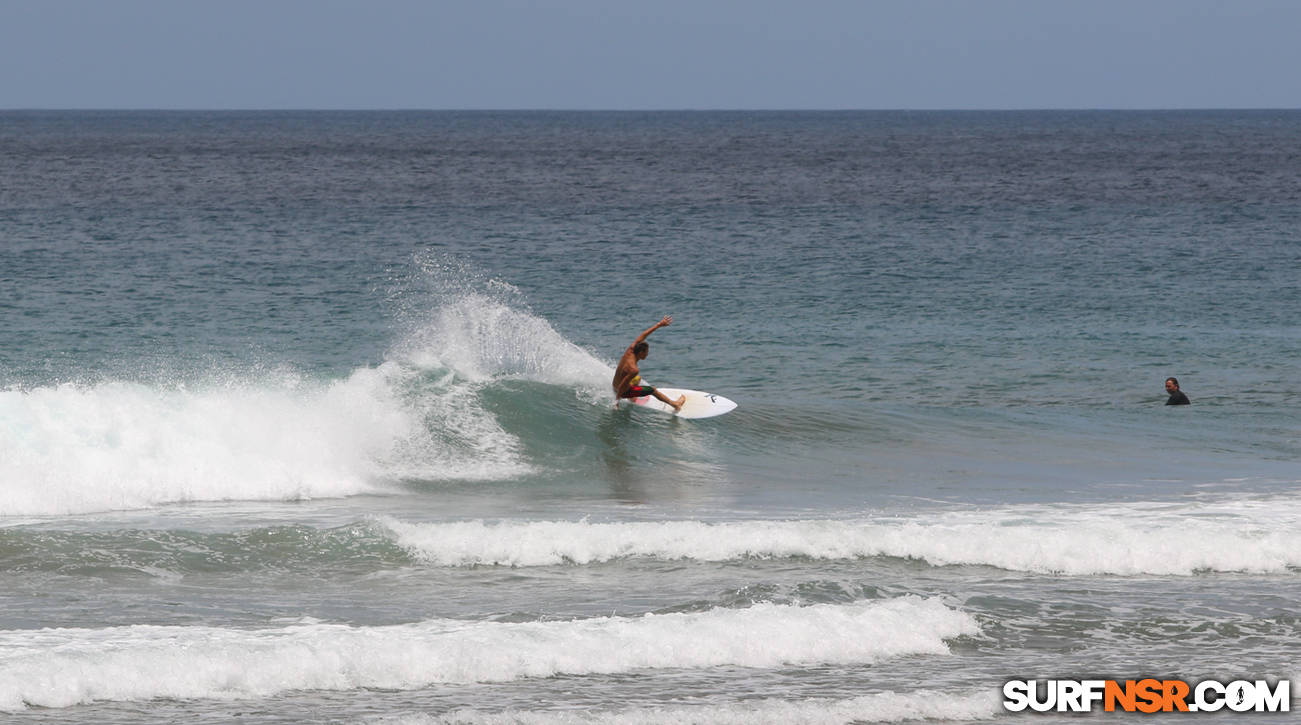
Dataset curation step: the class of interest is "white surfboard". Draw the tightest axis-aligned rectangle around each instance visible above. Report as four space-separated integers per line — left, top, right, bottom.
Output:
624 386 737 419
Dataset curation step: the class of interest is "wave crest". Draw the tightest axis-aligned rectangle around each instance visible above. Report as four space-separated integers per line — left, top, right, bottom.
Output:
0 598 976 711
381 498 1301 575
0 292 613 516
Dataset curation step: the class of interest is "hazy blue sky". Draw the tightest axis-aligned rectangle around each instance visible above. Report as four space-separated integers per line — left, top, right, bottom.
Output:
3 0 1299 110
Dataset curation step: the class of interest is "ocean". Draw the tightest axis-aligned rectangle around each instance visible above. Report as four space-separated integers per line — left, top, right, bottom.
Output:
1 110 1299 723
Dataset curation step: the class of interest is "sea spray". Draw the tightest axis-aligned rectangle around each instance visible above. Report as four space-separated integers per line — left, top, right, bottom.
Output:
391 294 611 392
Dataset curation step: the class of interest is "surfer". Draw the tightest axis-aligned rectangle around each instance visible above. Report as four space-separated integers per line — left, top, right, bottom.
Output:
613 316 685 412
1164 377 1190 405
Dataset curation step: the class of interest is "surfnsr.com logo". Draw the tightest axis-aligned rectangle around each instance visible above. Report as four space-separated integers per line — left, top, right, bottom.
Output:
1003 679 1290 713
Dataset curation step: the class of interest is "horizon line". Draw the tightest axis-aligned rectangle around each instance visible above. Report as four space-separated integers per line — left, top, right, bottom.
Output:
3 106 1300 113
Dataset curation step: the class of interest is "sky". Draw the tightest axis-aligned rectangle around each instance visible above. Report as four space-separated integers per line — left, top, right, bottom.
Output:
2 0 1299 110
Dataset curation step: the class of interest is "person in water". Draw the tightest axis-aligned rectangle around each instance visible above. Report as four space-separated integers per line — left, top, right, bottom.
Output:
1165 377 1191 405
613 316 685 412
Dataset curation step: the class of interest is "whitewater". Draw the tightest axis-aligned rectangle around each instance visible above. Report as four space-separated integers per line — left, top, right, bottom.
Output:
3 110 1300 723
0 293 613 517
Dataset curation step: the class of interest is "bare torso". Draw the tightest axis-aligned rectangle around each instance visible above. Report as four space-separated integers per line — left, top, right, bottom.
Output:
612 350 640 395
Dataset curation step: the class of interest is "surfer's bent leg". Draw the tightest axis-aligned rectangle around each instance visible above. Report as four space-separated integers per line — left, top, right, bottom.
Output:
652 389 685 412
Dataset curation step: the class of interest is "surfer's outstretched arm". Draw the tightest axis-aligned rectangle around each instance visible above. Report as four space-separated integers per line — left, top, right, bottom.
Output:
632 316 672 347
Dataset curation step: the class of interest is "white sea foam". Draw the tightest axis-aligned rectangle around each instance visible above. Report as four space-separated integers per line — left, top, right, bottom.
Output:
0 371 394 516
0 294 614 516
0 598 976 711
380 497 1301 575
364 690 1000 724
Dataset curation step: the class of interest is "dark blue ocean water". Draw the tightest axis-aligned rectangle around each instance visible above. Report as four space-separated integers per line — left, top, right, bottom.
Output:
1 111 1299 722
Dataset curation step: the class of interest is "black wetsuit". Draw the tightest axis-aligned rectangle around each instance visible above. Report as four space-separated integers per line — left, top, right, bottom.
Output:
1166 391 1190 405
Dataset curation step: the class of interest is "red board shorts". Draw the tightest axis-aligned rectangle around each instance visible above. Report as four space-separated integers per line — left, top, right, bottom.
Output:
620 385 655 399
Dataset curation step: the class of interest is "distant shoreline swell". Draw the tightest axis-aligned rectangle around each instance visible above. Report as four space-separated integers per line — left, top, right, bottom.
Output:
380 502 1301 576
367 690 1001 725
5 503 1300 578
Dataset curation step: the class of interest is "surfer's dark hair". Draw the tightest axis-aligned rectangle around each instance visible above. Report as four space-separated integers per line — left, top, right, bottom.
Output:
633 342 649 355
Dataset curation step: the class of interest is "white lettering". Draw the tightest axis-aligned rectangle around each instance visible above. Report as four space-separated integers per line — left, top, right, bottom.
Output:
1082 680 1107 710
1256 680 1290 712
1028 680 1056 712
1226 680 1255 712
1058 680 1084 712
1002 680 1031 712
1195 680 1224 712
